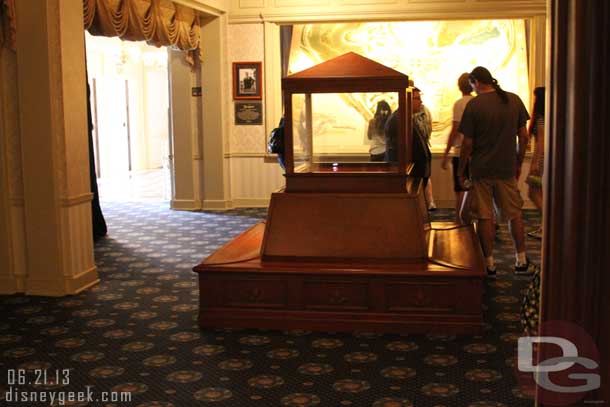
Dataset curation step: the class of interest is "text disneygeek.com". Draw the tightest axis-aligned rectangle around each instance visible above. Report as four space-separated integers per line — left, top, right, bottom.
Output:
4 386 132 405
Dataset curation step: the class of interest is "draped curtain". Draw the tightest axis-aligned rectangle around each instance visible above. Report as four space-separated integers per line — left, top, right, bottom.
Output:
2 0 200 63
83 0 200 51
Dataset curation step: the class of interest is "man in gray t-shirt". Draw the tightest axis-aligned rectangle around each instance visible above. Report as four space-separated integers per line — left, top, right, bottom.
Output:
457 66 538 278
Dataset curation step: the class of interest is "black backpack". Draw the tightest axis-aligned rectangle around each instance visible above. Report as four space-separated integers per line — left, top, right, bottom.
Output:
267 117 285 154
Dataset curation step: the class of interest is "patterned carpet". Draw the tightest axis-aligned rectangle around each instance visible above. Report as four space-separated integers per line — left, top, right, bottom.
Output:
0 202 541 407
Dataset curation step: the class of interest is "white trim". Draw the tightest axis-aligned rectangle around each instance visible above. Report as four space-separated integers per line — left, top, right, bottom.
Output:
230 4 547 24
171 199 203 211
173 0 226 16
232 197 270 208
224 152 267 158
60 192 93 207
202 199 234 210
25 266 99 296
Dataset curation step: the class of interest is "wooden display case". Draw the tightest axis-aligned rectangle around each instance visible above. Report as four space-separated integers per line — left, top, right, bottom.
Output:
194 53 486 334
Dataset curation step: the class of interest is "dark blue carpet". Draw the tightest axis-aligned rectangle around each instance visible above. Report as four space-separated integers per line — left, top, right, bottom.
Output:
0 202 541 407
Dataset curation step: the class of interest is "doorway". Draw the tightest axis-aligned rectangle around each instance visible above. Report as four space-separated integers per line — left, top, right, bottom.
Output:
85 33 172 202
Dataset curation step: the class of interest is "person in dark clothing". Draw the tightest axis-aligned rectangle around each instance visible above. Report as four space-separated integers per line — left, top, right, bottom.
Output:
457 66 538 277
86 80 107 240
268 117 285 170
242 72 254 90
367 100 391 161
384 88 431 185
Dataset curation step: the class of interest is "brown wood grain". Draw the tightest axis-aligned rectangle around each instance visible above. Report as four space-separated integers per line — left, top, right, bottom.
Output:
541 1 610 404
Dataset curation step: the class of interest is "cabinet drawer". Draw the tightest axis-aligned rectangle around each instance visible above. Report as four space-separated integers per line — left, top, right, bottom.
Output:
386 281 455 313
221 279 288 309
303 281 369 311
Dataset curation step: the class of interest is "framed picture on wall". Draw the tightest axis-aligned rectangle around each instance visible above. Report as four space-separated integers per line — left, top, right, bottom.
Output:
233 62 262 100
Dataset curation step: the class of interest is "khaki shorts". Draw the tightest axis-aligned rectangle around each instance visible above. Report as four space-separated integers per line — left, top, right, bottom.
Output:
466 178 524 221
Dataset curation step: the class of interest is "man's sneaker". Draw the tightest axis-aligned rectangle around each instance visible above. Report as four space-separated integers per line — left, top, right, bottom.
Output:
514 259 539 276
486 266 497 278
527 228 542 240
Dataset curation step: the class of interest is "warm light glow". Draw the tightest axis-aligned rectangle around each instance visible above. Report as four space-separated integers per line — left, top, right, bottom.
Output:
288 20 530 153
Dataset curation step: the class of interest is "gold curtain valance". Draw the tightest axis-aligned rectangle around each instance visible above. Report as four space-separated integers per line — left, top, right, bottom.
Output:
83 0 200 51
1 0 200 55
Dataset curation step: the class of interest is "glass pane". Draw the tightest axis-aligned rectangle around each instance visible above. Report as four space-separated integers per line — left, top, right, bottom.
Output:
291 92 399 172
291 94 311 172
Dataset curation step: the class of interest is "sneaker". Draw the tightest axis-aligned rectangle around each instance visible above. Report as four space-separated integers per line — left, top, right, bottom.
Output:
528 228 542 240
515 258 539 275
486 266 497 278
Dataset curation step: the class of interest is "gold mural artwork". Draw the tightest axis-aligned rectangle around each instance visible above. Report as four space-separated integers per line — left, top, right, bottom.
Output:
288 20 530 154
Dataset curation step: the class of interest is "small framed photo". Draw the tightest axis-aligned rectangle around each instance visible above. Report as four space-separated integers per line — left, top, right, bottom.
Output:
233 62 262 100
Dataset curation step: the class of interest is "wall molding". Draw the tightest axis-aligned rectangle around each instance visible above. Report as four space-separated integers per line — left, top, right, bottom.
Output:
229 2 546 24
60 192 94 207
224 152 267 158
67 266 100 294
202 199 234 210
0 277 18 295
26 266 99 296
174 0 227 16
171 198 203 211
232 197 270 207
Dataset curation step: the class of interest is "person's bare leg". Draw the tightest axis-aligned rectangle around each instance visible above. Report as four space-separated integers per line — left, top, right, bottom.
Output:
460 191 472 224
477 218 495 258
455 191 464 223
508 214 526 254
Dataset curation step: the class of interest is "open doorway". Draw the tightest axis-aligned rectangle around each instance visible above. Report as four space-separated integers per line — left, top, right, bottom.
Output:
85 33 172 202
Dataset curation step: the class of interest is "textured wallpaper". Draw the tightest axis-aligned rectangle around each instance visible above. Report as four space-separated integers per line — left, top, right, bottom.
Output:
228 24 266 154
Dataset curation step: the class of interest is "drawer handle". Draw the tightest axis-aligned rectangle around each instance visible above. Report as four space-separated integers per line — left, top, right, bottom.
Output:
412 288 431 306
245 288 262 302
328 290 347 305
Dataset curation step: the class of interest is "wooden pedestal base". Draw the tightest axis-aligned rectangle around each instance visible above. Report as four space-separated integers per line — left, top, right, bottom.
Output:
193 222 485 334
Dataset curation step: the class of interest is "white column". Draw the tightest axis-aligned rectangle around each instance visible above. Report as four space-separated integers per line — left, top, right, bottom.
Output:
168 49 203 210
201 14 232 210
15 0 98 296
0 43 27 294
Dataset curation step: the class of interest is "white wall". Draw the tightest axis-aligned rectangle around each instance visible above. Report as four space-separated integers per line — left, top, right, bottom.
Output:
85 34 169 174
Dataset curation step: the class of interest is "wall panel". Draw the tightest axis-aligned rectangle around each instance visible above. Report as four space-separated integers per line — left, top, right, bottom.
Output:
229 155 285 206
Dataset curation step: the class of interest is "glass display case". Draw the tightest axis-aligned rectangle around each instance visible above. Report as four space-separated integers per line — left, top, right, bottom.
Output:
291 91 401 168
282 52 414 193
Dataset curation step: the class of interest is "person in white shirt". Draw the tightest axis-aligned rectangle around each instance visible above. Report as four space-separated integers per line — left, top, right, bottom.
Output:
442 73 474 223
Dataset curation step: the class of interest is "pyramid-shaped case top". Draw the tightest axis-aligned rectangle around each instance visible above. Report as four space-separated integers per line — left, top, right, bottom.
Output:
282 52 409 93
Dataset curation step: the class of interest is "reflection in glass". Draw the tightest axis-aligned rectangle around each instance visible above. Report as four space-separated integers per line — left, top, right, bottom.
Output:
291 92 400 171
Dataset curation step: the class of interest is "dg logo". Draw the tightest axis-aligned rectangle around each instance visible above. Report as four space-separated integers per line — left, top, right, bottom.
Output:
514 320 601 406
